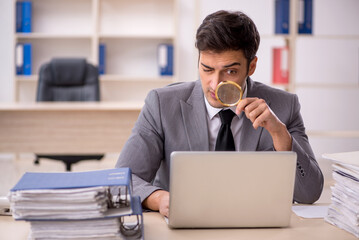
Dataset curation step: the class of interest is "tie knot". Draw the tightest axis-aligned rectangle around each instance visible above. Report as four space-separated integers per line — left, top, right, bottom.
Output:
219 109 235 125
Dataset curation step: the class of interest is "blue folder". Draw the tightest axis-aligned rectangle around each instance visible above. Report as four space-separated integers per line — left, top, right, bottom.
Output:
158 44 174 76
23 43 32 75
22 1 32 33
275 0 290 34
16 1 23 32
298 0 313 34
11 168 132 191
99 44 106 75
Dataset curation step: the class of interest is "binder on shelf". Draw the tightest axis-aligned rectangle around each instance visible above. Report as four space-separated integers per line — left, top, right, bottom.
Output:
272 47 289 85
298 0 313 34
16 1 23 33
275 0 289 34
99 44 106 75
158 43 173 76
22 1 32 33
23 43 32 75
15 44 24 75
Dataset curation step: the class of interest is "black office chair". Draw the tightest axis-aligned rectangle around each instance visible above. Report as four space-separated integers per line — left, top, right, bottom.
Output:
35 58 104 171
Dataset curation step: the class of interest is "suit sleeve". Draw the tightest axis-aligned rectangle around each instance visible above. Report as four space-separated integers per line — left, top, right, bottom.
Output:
115 90 165 202
289 94 324 203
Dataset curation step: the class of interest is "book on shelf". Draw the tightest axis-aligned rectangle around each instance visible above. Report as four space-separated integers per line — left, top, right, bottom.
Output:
272 46 289 85
298 0 313 34
8 168 144 240
322 151 359 238
99 44 106 75
158 43 173 76
275 0 289 34
16 1 32 33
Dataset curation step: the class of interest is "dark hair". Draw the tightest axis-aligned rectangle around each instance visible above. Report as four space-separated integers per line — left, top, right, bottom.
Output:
195 10 260 63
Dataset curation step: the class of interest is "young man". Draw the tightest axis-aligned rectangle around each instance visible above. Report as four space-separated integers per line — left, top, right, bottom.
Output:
116 10 323 217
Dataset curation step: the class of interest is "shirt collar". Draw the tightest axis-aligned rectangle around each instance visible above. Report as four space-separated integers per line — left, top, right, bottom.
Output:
204 80 248 120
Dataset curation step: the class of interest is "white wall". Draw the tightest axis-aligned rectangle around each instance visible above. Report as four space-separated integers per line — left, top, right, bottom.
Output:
0 0 14 102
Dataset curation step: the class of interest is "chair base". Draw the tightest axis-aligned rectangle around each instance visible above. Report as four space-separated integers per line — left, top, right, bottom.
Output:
35 154 104 171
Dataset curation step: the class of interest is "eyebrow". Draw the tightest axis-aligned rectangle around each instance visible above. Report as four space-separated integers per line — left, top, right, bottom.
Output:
224 62 241 68
200 62 241 69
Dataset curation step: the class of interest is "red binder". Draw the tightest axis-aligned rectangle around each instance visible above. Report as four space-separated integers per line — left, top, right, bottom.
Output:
272 47 289 84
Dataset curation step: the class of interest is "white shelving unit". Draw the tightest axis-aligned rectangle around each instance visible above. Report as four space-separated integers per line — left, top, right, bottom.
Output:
13 0 177 102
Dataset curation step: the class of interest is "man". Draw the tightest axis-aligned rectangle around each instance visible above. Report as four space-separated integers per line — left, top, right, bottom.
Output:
116 10 323 217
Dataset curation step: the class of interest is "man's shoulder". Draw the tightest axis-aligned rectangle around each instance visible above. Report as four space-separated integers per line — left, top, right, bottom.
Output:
149 80 199 101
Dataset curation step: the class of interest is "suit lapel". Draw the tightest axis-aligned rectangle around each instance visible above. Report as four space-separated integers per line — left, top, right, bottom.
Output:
239 78 268 151
180 81 209 151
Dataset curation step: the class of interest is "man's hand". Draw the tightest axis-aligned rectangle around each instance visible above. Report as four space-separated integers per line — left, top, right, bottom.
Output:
236 97 292 151
142 190 169 217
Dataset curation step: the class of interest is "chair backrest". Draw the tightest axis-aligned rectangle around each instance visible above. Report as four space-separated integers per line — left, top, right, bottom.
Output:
36 58 100 101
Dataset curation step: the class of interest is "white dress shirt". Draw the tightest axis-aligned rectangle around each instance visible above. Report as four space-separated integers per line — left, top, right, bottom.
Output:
204 82 248 151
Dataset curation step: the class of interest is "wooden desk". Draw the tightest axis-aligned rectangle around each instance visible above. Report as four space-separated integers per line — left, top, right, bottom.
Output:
0 211 356 240
0 102 142 154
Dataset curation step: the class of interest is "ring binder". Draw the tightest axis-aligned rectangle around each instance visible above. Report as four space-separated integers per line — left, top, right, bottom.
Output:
8 169 144 239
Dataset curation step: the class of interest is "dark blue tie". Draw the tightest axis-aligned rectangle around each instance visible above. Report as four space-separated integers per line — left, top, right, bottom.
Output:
215 109 236 151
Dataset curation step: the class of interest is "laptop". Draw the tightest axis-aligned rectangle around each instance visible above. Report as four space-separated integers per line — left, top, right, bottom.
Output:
168 151 297 228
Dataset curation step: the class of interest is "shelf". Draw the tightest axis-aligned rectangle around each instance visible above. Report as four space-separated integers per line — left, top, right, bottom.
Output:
295 83 359 89
99 33 174 40
15 75 38 82
16 33 93 39
307 131 359 138
297 35 359 40
99 75 174 82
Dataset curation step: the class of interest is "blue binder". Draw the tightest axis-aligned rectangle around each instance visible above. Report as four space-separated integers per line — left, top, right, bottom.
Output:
11 168 132 191
298 0 313 34
275 0 290 34
23 43 32 75
99 44 106 75
16 1 23 32
158 44 174 76
22 1 32 33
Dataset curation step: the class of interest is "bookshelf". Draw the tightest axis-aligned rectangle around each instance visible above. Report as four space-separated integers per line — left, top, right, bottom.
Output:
13 0 177 102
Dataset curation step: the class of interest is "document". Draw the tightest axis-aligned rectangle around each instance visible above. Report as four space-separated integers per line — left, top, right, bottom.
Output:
292 205 329 218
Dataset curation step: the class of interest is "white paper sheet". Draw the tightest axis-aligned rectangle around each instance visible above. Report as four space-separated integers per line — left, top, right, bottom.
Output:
292 205 329 218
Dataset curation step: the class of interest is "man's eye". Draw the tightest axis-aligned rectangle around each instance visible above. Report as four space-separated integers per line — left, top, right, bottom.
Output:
227 69 237 75
203 68 212 72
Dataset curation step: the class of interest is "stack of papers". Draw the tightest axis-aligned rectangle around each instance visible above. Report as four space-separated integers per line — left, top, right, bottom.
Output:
8 168 144 240
323 151 359 238
9 186 110 220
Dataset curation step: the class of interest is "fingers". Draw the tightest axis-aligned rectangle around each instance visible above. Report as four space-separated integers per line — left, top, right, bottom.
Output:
236 97 272 129
158 191 170 218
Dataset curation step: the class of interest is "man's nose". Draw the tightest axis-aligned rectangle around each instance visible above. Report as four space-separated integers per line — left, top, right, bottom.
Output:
210 72 221 90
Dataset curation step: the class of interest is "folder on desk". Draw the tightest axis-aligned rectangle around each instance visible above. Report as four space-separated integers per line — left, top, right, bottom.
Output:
9 168 143 239
27 196 144 240
323 151 359 238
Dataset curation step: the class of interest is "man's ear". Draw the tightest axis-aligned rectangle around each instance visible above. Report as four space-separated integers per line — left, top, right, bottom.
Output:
248 56 258 76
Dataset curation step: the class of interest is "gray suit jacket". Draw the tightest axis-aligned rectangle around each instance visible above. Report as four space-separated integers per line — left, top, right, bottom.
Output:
116 78 323 204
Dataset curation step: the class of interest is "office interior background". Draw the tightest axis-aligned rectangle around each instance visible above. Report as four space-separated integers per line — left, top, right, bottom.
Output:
0 0 358 201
